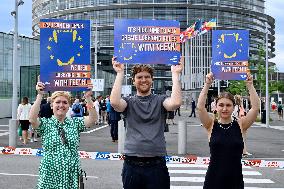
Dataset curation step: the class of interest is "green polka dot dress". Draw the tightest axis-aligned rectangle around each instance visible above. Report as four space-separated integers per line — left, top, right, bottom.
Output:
36 116 85 189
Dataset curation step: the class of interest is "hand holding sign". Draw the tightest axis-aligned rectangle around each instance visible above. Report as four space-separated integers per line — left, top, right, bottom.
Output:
245 72 253 88
205 72 214 85
171 56 184 74
112 56 125 73
36 75 45 95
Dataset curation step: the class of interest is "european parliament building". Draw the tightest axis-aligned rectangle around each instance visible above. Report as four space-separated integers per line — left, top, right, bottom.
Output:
0 0 278 117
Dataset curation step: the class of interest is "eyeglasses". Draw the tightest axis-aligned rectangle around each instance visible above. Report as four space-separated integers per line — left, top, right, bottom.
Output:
58 127 68 145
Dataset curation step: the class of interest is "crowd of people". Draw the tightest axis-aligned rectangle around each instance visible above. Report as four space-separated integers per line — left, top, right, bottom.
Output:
12 55 283 188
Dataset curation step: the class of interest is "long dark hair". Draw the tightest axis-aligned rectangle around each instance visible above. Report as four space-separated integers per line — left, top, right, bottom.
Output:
21 97 29 105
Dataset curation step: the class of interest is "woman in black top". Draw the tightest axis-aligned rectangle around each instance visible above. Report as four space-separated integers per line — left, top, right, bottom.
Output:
197 72 260 189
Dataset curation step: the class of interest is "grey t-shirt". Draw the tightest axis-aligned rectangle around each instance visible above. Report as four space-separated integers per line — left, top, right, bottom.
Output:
122 94 168 156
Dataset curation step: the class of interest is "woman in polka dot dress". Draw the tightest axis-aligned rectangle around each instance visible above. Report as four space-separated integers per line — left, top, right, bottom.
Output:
29 82 97 189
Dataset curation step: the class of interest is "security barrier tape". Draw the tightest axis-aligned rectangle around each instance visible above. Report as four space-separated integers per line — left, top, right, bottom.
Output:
0 146 283 168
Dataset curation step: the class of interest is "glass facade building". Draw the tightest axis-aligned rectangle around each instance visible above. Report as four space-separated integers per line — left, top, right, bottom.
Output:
31 0 275 95
0 32 40 100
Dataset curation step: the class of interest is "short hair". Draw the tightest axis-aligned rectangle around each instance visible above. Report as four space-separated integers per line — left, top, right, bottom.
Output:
50 91 71 105
131 64 154 80
216 92 235 105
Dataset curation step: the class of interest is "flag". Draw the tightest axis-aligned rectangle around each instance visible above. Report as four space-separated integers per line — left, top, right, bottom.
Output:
198 18 217 36
180 18 216 43
206 18 217 28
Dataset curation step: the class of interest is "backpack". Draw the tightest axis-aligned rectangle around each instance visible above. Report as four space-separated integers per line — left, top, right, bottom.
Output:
73 104 81 113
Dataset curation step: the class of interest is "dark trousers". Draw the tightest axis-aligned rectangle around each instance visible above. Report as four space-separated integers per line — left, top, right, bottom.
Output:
189 109 196 117
110 120 118 140
175 107 181 116
122 157 170 189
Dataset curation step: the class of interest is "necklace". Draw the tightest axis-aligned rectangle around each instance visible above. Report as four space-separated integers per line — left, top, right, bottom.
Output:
218 120 233 130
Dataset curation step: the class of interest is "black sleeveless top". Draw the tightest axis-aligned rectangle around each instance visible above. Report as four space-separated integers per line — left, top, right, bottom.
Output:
203 119 244 189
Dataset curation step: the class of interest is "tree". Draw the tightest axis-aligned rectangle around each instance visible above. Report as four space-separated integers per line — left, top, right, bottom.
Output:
226 80 247 96
227 45 284 96
252 45 282 96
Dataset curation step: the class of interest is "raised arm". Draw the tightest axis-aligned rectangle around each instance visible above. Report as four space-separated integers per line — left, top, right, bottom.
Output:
163 57 184 111
84 91 97 128
29 82 45 129
240 73 260 130
110 57 127 112
197 73 214 130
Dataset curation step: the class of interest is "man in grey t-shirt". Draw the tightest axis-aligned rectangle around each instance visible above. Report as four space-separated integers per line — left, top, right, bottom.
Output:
110 57 183 189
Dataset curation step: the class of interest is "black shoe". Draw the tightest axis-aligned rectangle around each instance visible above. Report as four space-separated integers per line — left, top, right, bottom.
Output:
189 115 192 117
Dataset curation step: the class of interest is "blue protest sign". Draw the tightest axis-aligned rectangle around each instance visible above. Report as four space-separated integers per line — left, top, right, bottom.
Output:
211 30 249 80
114 19 181 65
40 19 91 91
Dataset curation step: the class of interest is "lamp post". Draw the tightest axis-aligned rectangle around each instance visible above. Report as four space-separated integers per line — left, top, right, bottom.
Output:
9 0 24 147
265 22 269 128
94 19 98 98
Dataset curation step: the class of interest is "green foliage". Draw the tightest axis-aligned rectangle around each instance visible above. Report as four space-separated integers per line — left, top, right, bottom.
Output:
226 80 247 96
227 45 284 95
253 45 283 95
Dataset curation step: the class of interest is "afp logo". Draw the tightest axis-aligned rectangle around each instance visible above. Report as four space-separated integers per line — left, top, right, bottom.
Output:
95 152 111 160
36 148 44 157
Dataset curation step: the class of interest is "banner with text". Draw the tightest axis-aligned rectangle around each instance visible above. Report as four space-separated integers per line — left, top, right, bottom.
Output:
114 19 180 65
211 30 249 80
40 19 91 91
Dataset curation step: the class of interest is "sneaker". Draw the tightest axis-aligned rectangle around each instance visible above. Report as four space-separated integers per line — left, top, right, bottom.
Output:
33 138 38 142
30 138 34 143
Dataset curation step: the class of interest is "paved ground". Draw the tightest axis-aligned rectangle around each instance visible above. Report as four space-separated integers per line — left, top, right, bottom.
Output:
0 108 284 188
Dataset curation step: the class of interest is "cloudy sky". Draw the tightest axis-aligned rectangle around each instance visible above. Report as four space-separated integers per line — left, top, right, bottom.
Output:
0 0 283 72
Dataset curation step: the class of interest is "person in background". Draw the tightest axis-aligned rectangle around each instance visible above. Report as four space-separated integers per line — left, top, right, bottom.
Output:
40 97 53 118
174 106 181 116
109 105 121 142
167 110 176 125
278 101 283 120
29 82 97 189
100 99 108 124
110 56 183 189
197 72 259 189
234 95 251 157
71 99 83 118
17 97 32 145
94 97 100 125
189 98 196 117
106 97 112 125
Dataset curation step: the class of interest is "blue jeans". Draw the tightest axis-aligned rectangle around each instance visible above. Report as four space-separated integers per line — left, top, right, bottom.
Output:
122 157 170 189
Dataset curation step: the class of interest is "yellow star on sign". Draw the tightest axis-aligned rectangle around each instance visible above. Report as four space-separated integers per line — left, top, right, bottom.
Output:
80 45 83 49
77 53 81 57
78 36 82 41
47 46 51 50
49 37 53 41
50 55 54 59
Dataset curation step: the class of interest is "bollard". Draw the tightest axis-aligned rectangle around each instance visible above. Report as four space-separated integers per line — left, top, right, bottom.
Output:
9 119 18 147
178 120 187 154
118 119 125 153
